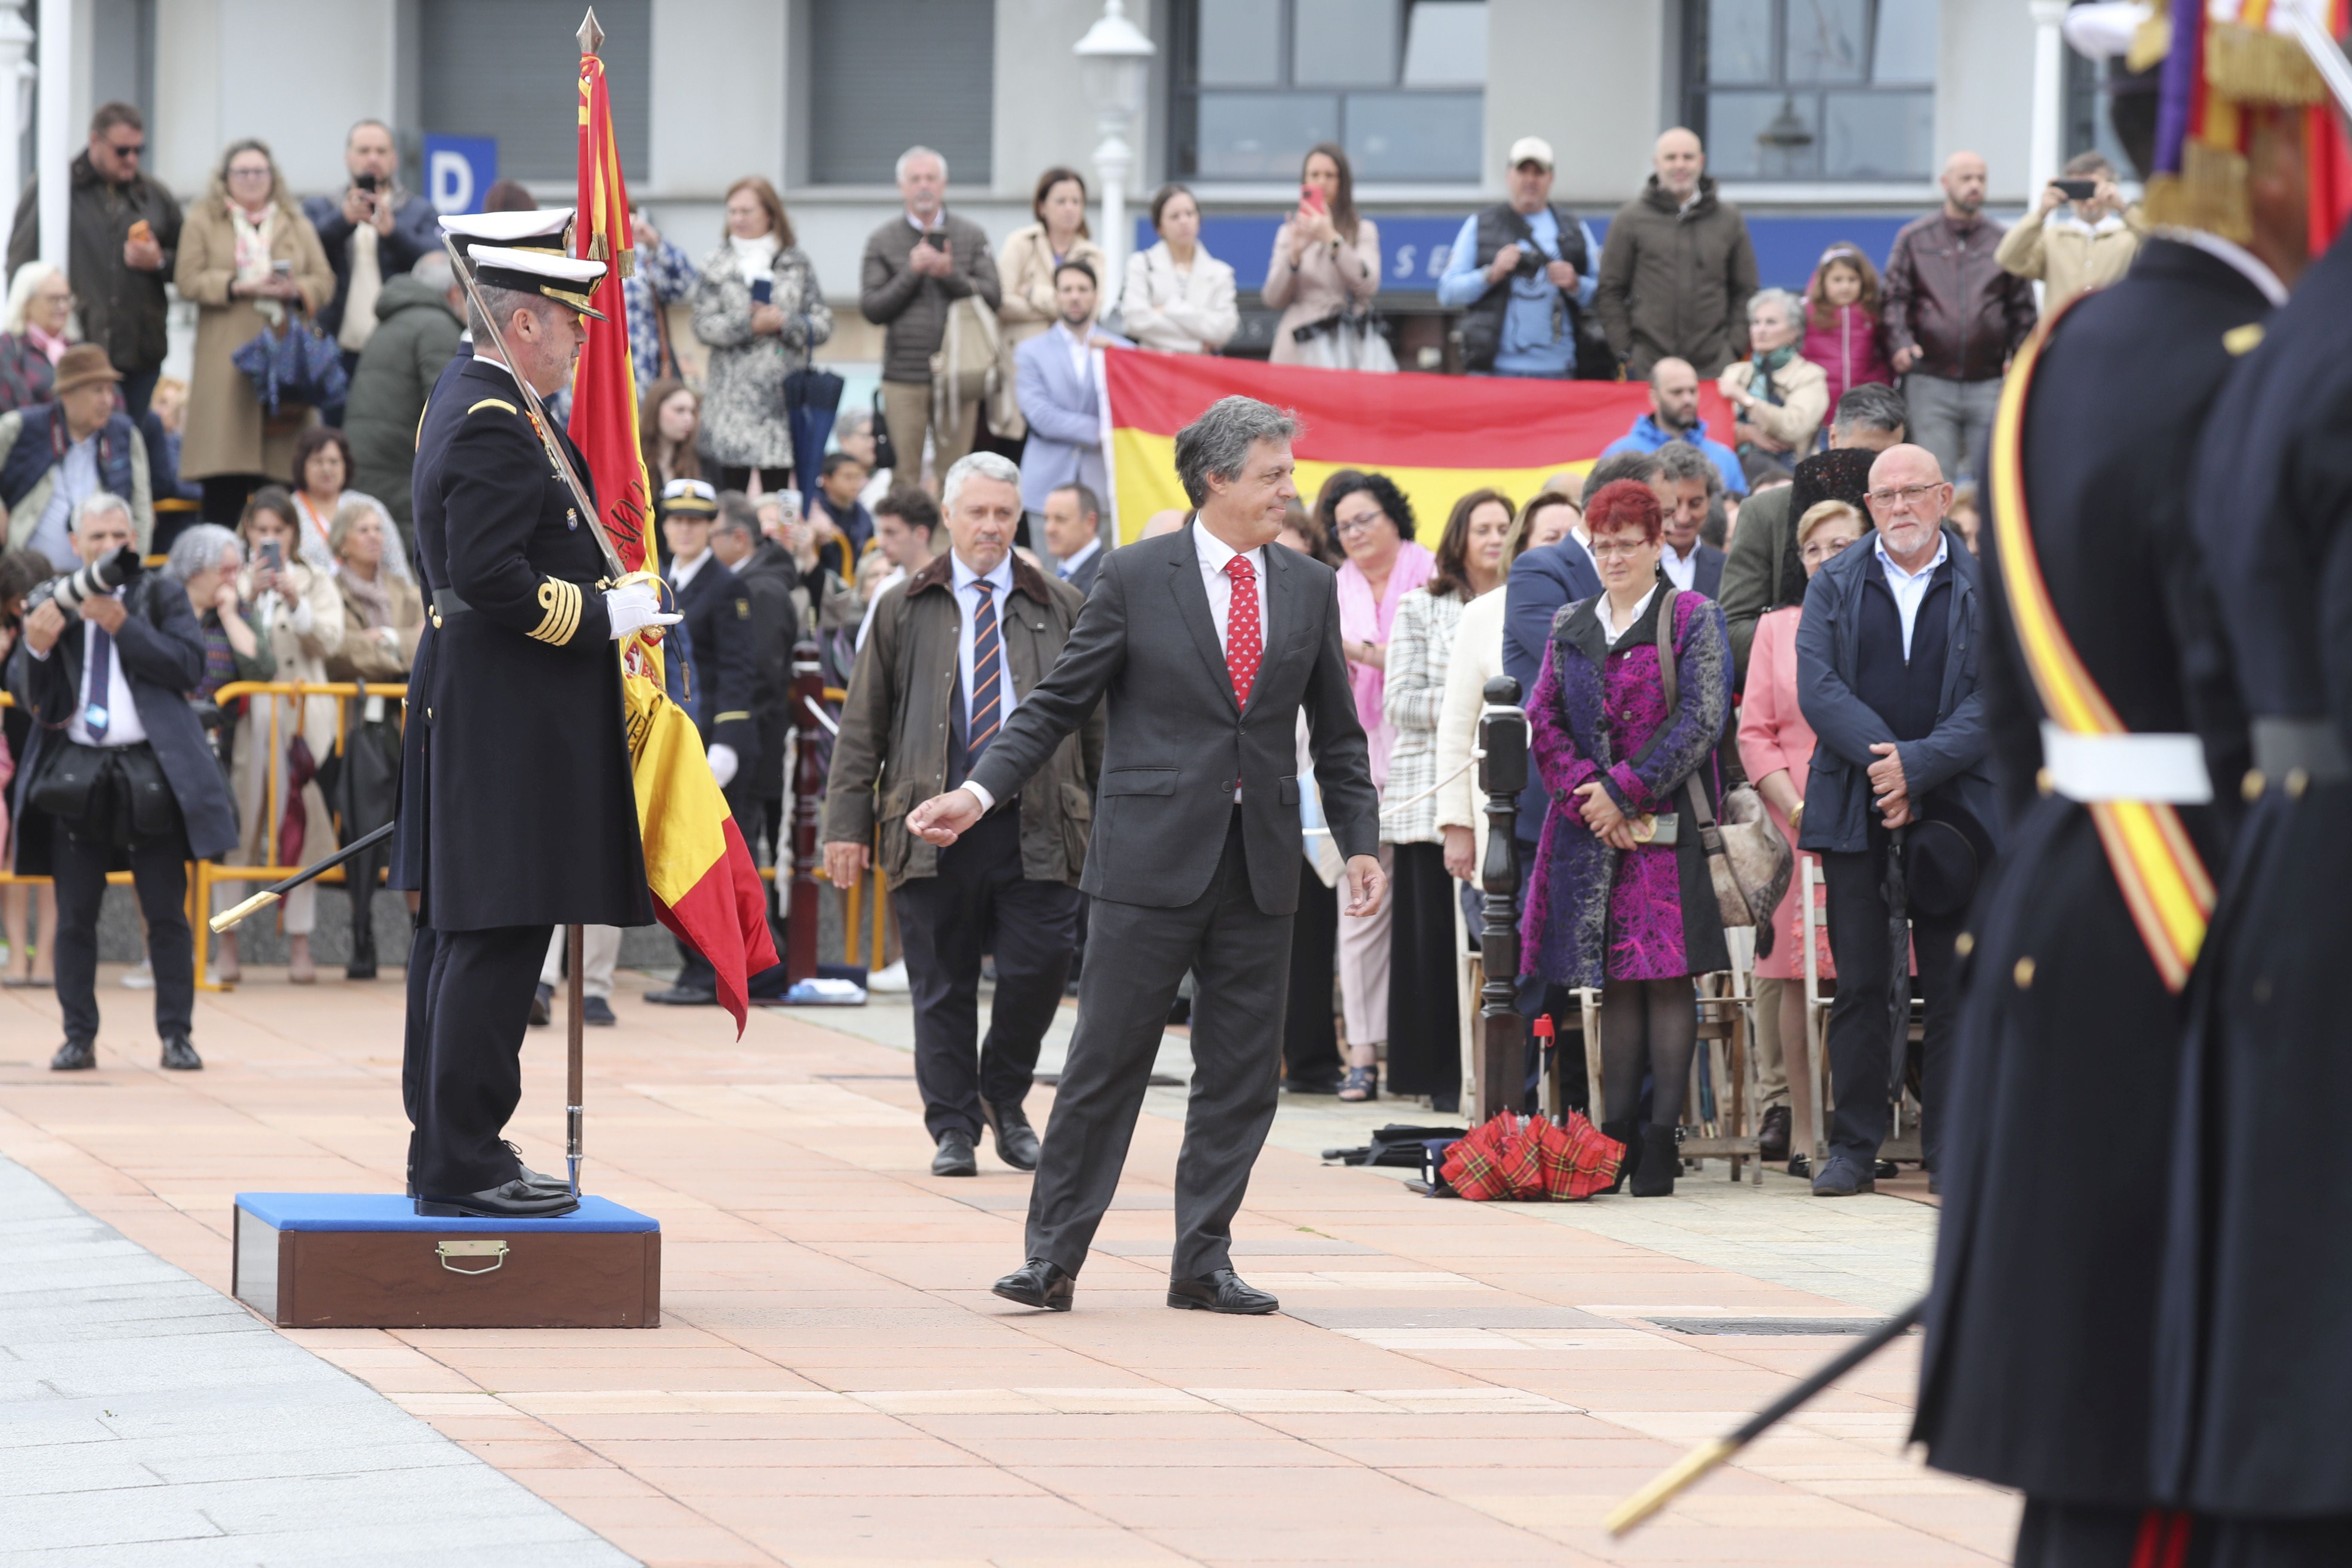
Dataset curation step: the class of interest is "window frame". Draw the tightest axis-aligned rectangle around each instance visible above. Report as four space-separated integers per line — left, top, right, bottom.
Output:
1679 0 1938 186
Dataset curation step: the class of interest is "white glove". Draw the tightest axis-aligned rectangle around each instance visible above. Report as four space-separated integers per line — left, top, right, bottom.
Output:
707 743 739 789
605 581 681 640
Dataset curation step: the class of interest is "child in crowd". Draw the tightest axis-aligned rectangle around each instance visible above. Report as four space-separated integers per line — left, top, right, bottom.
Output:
1802 245 1895 413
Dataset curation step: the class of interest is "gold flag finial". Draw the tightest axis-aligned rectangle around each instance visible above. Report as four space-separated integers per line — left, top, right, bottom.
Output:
578 7 603 55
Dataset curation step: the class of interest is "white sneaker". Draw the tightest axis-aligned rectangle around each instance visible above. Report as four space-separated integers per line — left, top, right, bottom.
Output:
121 961 154 990
867 959 910 993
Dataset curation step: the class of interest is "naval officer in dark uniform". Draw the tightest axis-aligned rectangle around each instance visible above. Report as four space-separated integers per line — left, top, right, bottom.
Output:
2150 208 2352 1563
405 240 675 1219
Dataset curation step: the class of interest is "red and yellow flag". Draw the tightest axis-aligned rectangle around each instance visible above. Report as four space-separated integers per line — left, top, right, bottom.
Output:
1102 349 1736 543
575 43 776 1031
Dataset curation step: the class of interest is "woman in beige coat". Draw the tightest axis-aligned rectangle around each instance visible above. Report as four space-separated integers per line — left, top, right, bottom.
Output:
1263 144 1383 367
1719 288 1829 479
175 138 334 527
211 487 343 985
1121 185 1237 355
994 166 1110 440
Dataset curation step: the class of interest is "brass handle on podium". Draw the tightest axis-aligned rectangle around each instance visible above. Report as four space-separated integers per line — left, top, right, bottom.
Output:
435 1239 508 1275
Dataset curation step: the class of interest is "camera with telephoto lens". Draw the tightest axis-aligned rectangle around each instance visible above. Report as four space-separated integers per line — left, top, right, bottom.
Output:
28 544 143 618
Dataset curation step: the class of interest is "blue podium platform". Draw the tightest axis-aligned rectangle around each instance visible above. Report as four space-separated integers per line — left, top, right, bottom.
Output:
233 1193 662 1329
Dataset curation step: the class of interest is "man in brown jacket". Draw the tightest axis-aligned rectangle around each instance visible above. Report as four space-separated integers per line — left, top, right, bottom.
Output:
1594 128 1758 379
823 451 1098 1178
860 147 1003 487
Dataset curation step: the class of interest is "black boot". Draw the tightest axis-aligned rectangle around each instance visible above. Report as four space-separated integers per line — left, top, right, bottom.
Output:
1630 1123 1679 1197
1599 1120 1639 1195
346 917 378 981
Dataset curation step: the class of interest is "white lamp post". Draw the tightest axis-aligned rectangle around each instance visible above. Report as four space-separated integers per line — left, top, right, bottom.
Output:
1074 0 1155 306
0 5 32 245
34 0 66 268
2027 0 2070 201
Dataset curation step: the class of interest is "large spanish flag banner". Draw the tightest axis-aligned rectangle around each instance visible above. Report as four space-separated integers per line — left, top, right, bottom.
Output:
1102 349 1735 542
575 39 776 1033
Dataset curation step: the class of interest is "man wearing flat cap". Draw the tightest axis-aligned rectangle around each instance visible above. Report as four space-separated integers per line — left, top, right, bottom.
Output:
402 237 677 1219
0 343 156 567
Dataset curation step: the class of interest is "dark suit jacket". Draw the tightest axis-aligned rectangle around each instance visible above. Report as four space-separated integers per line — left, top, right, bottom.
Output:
8 573 237 873
732 539 798 800
967 523 1377 915
1503 537 1605 841
1061 546 1102 598
1675 542 1726 600
671 553 758 765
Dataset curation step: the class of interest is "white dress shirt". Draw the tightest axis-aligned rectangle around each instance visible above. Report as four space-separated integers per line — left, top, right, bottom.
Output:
27 590 149 747
668 547 712 594
1660 540 1699 594
1054 318 1090 380
952 549 1019 748
1191 519 1270 653
1876 531 1950 658
1055 536 1101 582
1599 584 1659 643
28 433 99 570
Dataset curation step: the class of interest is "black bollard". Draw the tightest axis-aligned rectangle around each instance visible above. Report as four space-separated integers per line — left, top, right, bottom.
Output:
1476 675 1528 1121
785 610 826 984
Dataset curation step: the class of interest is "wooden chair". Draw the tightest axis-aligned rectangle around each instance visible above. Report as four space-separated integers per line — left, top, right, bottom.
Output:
1575 962 1762 1186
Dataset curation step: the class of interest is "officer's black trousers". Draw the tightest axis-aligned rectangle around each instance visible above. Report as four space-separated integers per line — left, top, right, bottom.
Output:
892 807 1081 1142
409 922 551 1195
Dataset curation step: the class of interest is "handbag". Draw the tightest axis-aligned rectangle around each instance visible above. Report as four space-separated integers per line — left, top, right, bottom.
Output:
231 303 349 416
930 293 1000 435
1651 588 1793 939
869 387 898 473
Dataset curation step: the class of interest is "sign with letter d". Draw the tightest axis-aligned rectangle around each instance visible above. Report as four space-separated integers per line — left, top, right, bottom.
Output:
423 135 497 216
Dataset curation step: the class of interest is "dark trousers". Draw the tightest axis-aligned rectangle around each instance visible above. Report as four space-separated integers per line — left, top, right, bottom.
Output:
408 922 550 1194
119 367 159 423
1386 841 1459 1102
893 807 1081 1141
51 816 193 1043
1283 856 1341 1086
719 464 790 495
1026 809 1292 1281
401 924 437 1181
1822 843 1963 1170
199 475 267 527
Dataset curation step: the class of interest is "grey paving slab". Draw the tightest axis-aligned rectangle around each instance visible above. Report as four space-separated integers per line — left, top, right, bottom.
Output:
0 1154 636 1567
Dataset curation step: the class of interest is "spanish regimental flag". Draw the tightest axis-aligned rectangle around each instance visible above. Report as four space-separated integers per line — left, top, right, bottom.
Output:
574 37 776 1032
1103 349 1734 542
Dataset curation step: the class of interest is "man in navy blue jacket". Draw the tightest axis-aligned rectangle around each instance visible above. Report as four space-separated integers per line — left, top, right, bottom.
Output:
1796 443 1994 1197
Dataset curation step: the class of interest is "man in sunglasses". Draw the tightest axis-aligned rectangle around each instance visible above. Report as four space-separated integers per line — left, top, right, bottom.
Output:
4 102 181 420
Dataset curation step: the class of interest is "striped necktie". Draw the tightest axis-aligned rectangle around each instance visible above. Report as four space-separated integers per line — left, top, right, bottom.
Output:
966 579 1001 767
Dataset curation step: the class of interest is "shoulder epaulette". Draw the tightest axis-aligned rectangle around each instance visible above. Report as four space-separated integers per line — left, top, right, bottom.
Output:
468 398 518 417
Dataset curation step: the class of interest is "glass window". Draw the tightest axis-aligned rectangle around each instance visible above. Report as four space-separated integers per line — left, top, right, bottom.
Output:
803 0 994 185
1295 0 1398 86
1199 0 1281 86
1197 93 1341 179
1344 92 1483 180
420 0 651 182
1175 0 1485 183
1686 0 1935 182
1402 1 1486 86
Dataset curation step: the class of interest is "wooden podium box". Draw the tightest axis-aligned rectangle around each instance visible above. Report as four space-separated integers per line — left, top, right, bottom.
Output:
233 1194 661 1329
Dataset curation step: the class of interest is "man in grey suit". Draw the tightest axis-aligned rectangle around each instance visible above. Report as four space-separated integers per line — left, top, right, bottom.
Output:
910 396 1384 1315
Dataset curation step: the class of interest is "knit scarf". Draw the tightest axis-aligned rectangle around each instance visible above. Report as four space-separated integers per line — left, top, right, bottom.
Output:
338 220 382 352
1746 342 1795 406
340 564 392 629
230 203 285 327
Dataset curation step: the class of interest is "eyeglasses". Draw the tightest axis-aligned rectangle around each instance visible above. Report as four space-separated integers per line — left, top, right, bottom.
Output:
227 165 273 181
1332 510 1386 535
106 138 145 157
1866 483 1946 508
1588 539 1653 560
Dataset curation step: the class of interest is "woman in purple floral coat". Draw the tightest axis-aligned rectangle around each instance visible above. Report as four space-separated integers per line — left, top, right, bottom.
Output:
1521 479 1733 1196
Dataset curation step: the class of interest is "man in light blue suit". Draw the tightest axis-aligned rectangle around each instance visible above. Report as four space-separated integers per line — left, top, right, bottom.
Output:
1015 260 1130 540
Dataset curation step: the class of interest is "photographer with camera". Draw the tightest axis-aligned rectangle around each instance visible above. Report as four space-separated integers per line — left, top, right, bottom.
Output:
303 120 439 377
1437 138 1604 380
7 492 236 1073
1995 151 2143 313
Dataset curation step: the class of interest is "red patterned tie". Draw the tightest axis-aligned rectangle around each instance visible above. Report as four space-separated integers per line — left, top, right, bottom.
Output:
1224 554 1262 707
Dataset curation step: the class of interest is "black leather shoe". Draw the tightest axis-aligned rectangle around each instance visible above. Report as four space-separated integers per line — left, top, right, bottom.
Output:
529 983 552 1026
1284 1072 1344 1095
502 1141 573 1194
582 995 617 1026
992 1257 1074 1311
1757 1104 1792 1161
1811 1156 1877 1197
50 1038 95 1072
414 1179 580 1219
931 1128 978 1177
1599 1119 1638 1195
644 986 717 1006
1169 1268 1280 1314
980 1099 1039 1171
159 1035 202 1071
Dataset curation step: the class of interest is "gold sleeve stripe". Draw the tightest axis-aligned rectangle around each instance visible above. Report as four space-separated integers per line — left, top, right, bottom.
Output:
529 578 583 645
710 710 751 724
468 398 519 416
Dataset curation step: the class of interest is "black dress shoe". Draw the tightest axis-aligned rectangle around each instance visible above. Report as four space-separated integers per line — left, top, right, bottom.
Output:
1757 1103 1792 1161
159 1035 202 1071
582 995 617 1026
992 1258 1075 1311
50 1038 95 1072
1168 1268 1280 1314
931 1128 978 1177
1629 1123 1679 1197
645 985 717 1006
346 961 378 981
980 1099 1039 1171
529 983 552 1026
501 1141 573 1194
1811 1156 1877 1197
1284 1072 1344 1095
414 1179 580 1219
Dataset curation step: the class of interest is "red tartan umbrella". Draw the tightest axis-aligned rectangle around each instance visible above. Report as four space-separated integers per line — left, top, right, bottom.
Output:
1442 1110 1624 1201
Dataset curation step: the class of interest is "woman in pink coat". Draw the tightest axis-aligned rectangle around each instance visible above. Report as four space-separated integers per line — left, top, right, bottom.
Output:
1800 245 1894 415
1738 498 1865 1163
